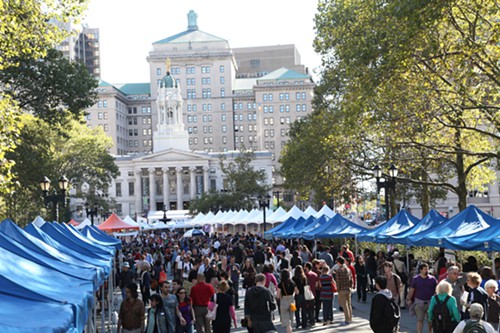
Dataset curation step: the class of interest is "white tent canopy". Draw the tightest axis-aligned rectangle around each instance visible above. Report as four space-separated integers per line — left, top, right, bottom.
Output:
314 205 336 219
75 218 92 230
123 215 140 227
32 216 46 228
303 206 318 217
234 209 260 225
267 207 287 223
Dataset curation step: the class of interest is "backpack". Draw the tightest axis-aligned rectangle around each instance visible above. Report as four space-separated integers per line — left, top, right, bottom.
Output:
394 262 408 285
432 295 453 333
463 320 486 333
384 296 400 330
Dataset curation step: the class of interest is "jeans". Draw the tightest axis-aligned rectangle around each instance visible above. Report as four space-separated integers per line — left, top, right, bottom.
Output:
314 289 322 320
294 294 308 328
357 279 367 302
322 299 333 322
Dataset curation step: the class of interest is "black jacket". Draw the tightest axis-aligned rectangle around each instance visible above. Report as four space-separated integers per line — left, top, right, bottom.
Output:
244 286 276 321
370 291 396 333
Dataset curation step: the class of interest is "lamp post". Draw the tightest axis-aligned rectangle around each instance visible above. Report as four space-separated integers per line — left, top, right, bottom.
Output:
373 164 398 221
40 175 69 222
258 194 271 234
84 202 99 226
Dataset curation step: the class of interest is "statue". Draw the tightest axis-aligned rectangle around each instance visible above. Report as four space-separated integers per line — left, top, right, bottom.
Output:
187 10 198 31
165 58 171 74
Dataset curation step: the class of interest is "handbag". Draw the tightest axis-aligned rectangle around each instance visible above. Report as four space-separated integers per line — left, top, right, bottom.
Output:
206 293 218 320
159 270 167 283
304 285 315 301
331 280 337 293
282 282 297 312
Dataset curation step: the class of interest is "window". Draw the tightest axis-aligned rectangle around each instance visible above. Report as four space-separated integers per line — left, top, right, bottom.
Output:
296 104 301 112
187 89 196 99
269 118 274 125
202 77 211 85
222 125 227 133
296 92 301 100
285 93 289 100
128 182 134 196
193 115 197 122
103 124 108 131
186 67 195 74
97 101 102 108
285 105 290 112
103 100 108 108
188 127 193 133
220 65 224 73
142 117 151 125
156 68 161 76
248 124 253 132
202 88 211 98
203 115 207 122
264 129 269 137
187 78 195 85
193 104 197 111
201 66 211 73
302 104 307 112
279 93 284 101
250 59 261 68
263 106 268 113
221 114 226 121
247 114 253 121
280 105 284 113
187 104 192 112
103 112 108 119
98 112 103 119
239 114 243 121
268 94 273 101
221 103 226 111
264 118 269 125
187 116 192 123
207 104 212 111
269 105 274 113
222 136 227 144
301 92 306 100
202 104 207 111
263 94 268 102
270 129 275 137
220 88 225 97
171 67 180 75
220 76 225 84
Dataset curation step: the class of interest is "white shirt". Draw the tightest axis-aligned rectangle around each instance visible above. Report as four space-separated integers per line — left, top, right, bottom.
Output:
453 320 495 333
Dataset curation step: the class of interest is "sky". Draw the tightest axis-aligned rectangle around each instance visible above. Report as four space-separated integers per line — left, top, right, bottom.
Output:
82 0 323 83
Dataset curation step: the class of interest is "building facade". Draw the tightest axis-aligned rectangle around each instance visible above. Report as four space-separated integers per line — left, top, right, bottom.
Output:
85 10 314 186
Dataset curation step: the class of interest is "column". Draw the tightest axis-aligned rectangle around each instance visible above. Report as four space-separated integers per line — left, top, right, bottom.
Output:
176 167 183 210
189 166 196 200
203 166 209 193
149 168 155 212
134 170 142 216
162 168 170 209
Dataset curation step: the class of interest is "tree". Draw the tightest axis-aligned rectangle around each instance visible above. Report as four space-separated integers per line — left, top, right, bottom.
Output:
309 0 500 212
2 115 118 223
0 0 90 194
0 49 98 125
189 149 270 214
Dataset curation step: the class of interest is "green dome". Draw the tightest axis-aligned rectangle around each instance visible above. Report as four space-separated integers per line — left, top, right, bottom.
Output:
160 72 176 88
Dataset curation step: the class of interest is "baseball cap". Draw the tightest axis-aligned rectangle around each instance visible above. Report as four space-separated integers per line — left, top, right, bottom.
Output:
122 262 130 268
470 303 484 318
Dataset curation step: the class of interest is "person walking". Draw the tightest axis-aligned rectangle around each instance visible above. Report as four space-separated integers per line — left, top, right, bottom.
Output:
119 262 135 302
336 256 353 326
304 262 318 327
427 280 461 333
355 255 368 303
212 280 237 333
453 303 496 333
318 265 335 325
160 281 185 333
175 287 195 333
370 276 399 333
484 279 500 331
463 272 488 320
406 263 438 333
117 283 145 333
277 269 296 333
145 294 168 333
244 273 277 333
227 256 241 309
190 274 215 333
292 265 309 329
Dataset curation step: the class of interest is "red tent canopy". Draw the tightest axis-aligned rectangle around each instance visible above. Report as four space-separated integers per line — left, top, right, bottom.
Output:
67 219 80 226
97 213 139 231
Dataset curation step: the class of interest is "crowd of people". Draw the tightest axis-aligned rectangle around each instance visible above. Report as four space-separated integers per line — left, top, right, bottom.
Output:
113 230 500 333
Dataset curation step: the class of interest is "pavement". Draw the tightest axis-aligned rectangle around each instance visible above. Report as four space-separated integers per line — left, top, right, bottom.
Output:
98 289 420 333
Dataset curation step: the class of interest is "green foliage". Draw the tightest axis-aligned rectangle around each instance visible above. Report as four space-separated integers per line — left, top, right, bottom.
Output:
0 0 89 195
307 0 500 212
0 49 98 124
189 149 270 214
2 114 118 223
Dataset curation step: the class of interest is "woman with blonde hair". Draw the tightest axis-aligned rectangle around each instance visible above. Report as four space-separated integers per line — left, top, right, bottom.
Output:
212 280 237 333
464 272 488 320
427 280 461 333
484 279 500 330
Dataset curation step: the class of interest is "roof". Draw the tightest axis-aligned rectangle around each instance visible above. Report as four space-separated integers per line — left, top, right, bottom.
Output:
113 83 151 95
233 78 257 91
153 29 227 44
98 80 113 87
258 67 311 81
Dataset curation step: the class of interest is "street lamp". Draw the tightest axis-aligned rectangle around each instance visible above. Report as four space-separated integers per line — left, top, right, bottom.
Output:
84 202 99 226
40 175 69 222
373 164 398 221
258 194 271 234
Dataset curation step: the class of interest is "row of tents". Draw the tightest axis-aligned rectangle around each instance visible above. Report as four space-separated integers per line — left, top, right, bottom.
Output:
266 205 500 252
0 217 121 332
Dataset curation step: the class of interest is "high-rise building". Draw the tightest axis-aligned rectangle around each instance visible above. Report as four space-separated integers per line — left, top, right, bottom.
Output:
55 23 101 78
84 10 314 200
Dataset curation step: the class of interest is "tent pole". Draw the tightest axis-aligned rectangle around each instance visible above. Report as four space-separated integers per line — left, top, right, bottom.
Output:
101 283 105 333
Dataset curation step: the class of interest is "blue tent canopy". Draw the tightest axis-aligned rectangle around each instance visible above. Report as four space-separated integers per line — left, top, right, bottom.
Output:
407 205 498 248
389 209 446 245
39 222 112 260
0 231 97 287
313 214 368 239
24 223 111 277
0 292 77 333
265 216 297 238
295 215 329 240
300 215 341 240
82 225 122 250
357 210 419 243
47 222 114 256
285 216 318 239
0 245 94 332
0 220 106 284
